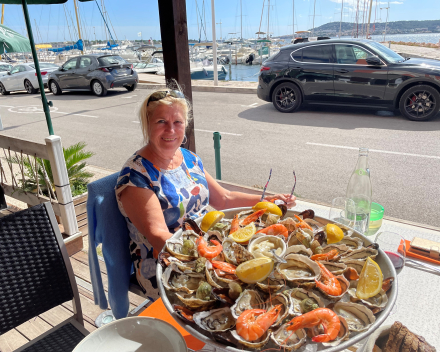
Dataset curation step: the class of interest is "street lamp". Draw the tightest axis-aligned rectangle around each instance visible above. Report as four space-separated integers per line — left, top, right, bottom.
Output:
380 2 390 42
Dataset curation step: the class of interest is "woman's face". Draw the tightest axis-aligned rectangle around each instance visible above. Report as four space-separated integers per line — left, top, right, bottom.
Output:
148 103 186 155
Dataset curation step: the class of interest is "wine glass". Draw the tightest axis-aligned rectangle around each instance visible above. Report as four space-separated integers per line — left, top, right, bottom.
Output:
375 231 406 275
329 197 356 228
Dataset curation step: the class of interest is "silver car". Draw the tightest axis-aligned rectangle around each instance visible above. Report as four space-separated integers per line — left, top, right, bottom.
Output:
48 54 138 97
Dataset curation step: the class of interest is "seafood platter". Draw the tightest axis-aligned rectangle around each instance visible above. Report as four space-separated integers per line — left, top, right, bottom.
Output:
157 204 398 351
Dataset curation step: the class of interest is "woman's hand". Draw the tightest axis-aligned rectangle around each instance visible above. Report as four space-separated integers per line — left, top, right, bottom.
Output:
264 194 297 208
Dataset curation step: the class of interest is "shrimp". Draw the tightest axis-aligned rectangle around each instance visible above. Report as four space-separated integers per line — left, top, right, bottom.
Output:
294 214 313 231
240 209 266 226
314 261 342 296
211 261 237 274
236 305 283 342
230 214 240 234
256 224 288 238
310 249 339 262
286 308 340 343
196 237 223 260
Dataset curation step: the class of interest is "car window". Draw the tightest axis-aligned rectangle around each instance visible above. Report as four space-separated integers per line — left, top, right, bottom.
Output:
29 63 59 69
335 44 370 65
300 45 332 63
273 50 292 62
10 66 20 74
63 59 77 70
98 55 127 66
291 49 302 62
19 66 27 72
0 65 11 71
79 57 92 68
364 41 403 63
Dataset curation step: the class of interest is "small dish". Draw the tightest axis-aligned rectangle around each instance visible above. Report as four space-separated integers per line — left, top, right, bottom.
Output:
248 235 287 259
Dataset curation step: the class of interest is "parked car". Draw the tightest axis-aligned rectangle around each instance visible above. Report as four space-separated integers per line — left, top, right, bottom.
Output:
257 38 440 121
47 54 138 97
0 63 59 95
0 63 13 78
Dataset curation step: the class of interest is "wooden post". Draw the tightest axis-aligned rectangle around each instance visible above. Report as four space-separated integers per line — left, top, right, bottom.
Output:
157 0 195 153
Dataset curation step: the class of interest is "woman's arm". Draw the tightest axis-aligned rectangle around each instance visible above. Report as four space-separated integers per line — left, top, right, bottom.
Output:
119 186 172 252
205 170 296 210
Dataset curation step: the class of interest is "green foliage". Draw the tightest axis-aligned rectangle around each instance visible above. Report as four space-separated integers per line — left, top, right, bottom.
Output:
8 141 94 198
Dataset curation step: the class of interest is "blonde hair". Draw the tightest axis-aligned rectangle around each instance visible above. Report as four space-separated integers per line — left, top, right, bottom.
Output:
139 83 192 144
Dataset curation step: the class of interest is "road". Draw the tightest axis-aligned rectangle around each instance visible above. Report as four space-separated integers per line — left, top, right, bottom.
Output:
0 87 439 228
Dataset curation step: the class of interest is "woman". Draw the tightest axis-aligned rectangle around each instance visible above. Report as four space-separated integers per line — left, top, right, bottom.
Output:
116 88 296 300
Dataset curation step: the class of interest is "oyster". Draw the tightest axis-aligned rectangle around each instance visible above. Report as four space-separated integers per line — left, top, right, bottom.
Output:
343 259 365 274
320 261 347 276
322 244 351 257
285 288 324 316
231 329 270 349
303 218 325 231
193 307 236 332
230 289 266 319
256 277 285 293
248 235 286 259
165 239 198 261
267 293 290 327
284 245 313 257
222 238 254 265
333 302 376 332
205 261 228 289
281 217 299 235
276 254 321 283
341 247 378 261
348 281 388 311
271 324 306 350
315 275 350 301
339 236 363 250
162 264 205 294
308 316 350 347
175 292 216 310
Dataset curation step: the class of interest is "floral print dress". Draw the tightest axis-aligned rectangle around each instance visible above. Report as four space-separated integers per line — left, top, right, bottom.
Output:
115 148 209 301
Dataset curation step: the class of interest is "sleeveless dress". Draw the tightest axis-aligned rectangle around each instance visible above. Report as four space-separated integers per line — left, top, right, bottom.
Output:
115 148 209 301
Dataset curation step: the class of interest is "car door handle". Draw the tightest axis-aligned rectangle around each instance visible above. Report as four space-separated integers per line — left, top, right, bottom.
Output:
336 69 349 73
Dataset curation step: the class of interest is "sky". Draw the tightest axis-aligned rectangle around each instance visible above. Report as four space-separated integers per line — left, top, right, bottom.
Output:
2 0 440 43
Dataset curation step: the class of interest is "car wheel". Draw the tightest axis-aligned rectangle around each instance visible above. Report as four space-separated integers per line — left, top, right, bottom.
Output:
50 80 62 95
399 85 440 121
125 82 137 92
92 80 107 97
271 82 302 113
0 82 10 95
24 79 38 94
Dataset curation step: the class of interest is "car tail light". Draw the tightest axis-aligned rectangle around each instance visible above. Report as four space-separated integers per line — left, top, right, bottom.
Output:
260 66 270 72
130 64 133 69
99 68 110 72
111 82 114 88
35 71 48 76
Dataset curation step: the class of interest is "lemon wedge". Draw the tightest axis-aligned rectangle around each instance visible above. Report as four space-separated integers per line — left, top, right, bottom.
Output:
200 211 225 232
236 257 274 284
228 223 256 244
356 257 383 299
252 201 282 216
325 223 344 244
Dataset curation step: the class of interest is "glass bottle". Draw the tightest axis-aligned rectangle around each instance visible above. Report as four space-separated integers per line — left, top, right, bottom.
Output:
346 148 372 233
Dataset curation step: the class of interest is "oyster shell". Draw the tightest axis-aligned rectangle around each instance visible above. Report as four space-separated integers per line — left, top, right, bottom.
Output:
343 259 365 274
281 217 299 235
267 293 290 327
248 235 286 259
162 263 205 294
348 281 388 311
333 302 376 332
276 254 321 283
308 316 350 347
320 261 348 276
271 324 306 350
175 292 216 310
339 236 363 250
230 289 266 319
315 275 350 301
256 277 285 293
193 307 236 333
322 244 351 257
284 288 324 316
165 238 198 261
205 262 227 289
341 247 378 261
231 329 270 349
222 238 254 265
303 218 325 231
284 245 313 257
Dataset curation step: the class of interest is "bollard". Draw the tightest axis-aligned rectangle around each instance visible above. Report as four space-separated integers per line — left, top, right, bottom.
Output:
213 132 222 180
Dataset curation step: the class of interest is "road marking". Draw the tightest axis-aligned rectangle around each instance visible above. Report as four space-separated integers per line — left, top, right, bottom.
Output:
132 121 140 123
0 105 14 108
306 142 440 160
73 114 98 118
250 103 258 106
52 111 68 114
122 95 138 99
195 129 242 136
240 103 258 107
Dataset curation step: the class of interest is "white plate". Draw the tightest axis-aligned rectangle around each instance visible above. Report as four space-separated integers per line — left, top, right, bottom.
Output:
73 316 187 352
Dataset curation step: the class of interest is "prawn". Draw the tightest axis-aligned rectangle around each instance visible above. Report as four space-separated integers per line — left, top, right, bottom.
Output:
236 304 283 342
211 261 236 274
294 214 313 231
196 237 223 260
314 261 342 296
256 224 288 238
240 209 266 226
230 214 240 234
286 308 340 343
310 249 339 261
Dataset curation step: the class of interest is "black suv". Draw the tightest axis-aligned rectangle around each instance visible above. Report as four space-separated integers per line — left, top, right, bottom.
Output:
257 39 440 121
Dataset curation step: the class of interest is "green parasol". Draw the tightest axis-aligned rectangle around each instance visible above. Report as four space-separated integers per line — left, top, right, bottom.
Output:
0 0 93 135
0 23 31 53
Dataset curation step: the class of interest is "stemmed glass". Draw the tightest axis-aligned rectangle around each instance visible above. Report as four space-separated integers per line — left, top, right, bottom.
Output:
375 231 406 275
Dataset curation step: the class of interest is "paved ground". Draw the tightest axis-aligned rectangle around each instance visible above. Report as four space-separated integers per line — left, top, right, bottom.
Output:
0 87 439 228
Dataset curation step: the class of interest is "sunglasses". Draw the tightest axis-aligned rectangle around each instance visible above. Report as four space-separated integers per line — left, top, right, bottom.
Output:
147 90 185 106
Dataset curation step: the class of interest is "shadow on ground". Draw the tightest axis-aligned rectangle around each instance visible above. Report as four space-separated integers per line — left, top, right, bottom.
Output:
7 89 137 101
238 103 440 132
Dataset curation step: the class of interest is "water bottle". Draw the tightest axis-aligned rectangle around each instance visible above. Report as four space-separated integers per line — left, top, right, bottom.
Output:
346 148 372 233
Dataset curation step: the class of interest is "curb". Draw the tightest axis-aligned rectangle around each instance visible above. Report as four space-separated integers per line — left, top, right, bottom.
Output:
138 82 257 94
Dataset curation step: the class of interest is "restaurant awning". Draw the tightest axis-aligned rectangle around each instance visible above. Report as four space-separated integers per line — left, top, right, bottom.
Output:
0 23 31 54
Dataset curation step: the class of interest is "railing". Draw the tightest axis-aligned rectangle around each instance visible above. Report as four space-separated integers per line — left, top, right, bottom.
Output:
0 135 79 237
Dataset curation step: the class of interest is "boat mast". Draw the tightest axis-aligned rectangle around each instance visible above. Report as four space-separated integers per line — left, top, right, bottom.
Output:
292 0 294 40
1 5 4 25
339 0 343 37
312 0 316 36
195 0 200 41
267 0 270 40
366 0 373 38
240 0 242 40
73 0 83 54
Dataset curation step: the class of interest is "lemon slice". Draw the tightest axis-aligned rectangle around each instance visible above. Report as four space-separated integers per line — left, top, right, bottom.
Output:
228 223 256 244
236 257 274 284
252 201 282 217
356 257 383 299
325 223 344 244
200 211 225 232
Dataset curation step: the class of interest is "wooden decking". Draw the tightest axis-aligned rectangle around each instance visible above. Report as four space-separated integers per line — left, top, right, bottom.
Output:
0 236 148 352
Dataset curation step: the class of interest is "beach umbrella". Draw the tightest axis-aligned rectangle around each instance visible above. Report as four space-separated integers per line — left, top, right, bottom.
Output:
0 0 93 135
0 23 31 53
